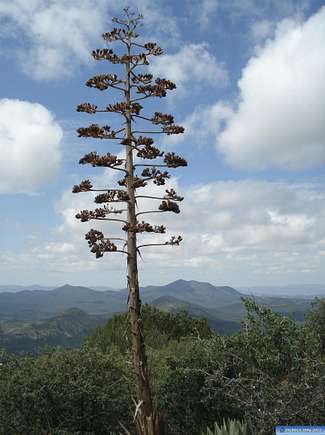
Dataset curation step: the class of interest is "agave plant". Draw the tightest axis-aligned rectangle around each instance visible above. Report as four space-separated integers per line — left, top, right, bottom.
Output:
202 419 248 435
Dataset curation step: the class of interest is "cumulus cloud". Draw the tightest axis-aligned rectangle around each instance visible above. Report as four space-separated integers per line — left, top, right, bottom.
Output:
137 180 325 285
165 101 233 147
0 99 62 194
218 7 325 170
149 43 228 96
0 0 105 80
249 19 275 43
1 177 325 285
0 0 179 80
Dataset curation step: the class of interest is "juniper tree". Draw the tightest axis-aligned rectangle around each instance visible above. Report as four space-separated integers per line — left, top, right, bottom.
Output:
73 8 186 435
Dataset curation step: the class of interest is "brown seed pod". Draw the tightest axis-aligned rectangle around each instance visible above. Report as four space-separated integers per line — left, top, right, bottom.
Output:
95 190 129 203
76 103 98 113
86 74 122 91
159 200 180 214
123 221 166 234
72 179 93 193
151 112 174 125
163 125 185 135
77 124 117 139
79 151 124 168
164 152 187 168
164 188 184 202
137 144 163 159
144 42 163 56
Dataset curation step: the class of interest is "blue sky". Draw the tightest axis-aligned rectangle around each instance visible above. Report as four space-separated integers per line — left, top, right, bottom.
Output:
0 0 324 289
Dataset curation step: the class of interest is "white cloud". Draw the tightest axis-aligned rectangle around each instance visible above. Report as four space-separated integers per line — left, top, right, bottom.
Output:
0 0 105 80
193 0 220 29
165 101 233 147
1 178 325 285
140 180 325 283
218 7 325 170
149 43 228 95
249 19 275 43
0 0 179 80
0 99 62 194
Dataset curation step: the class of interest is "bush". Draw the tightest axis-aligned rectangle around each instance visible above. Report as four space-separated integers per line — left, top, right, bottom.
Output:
203 299 325 434
87 304 212 354
0 347 133 434
1 301 325 434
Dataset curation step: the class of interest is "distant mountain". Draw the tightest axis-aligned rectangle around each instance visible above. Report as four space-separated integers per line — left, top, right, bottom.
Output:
140 279 242 308
92 286 121 292
151 295 240 335
0 284 127 321
240 284 325 298
0 284 55 293
0 280 314 326
0 308 107 355
0 280 242 322
0 280 317 355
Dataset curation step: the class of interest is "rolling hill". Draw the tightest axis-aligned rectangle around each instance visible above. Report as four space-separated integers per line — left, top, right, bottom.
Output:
151 295 240 334
0 308 107 355
0 280 243 322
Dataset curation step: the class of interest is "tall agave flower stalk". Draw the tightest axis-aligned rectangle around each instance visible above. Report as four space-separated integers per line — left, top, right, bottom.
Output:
73 8 187 435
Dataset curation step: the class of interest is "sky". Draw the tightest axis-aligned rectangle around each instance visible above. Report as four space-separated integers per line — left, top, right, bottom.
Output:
0 0 324 289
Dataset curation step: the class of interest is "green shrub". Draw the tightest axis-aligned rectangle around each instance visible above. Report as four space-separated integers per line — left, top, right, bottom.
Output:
0 348 133 434
87 304 212 353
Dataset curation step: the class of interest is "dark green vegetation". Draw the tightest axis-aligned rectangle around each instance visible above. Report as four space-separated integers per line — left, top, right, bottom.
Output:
0 308 106 355
1 300 325 434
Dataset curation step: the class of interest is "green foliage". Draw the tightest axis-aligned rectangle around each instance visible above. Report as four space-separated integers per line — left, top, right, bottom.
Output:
305 297 325 354
0 347 133 434
87 304 212 353
1 300 325 434
202 298 325 434
202 419 248 435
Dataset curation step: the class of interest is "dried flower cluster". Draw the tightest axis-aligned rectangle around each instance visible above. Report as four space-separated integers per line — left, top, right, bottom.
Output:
77 124 117 139
85 229 118 258
159 200 180 214
141 168 170 185
86 74 122 90
76 206 123 222
122 221 166 234
151 112 174 125
144 42 163 56
164 152 188 168
136 78 176 98
72 179 93 193
94 190 129 203
137 143 163 159
166 235 183 245
164 188 184 202
79 151 124 169
106 101 142 115
76 103 98 114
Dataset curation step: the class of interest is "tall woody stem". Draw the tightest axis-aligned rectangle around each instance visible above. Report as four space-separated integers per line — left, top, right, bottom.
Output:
125 23 160 435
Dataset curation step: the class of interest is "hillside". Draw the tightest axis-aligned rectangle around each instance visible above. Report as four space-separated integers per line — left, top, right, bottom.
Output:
0 308 107 354
0 278 316 355
0 280 242 321
0 284 127 321
140 279 242 307
0 280 314 324
151 295 240 334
